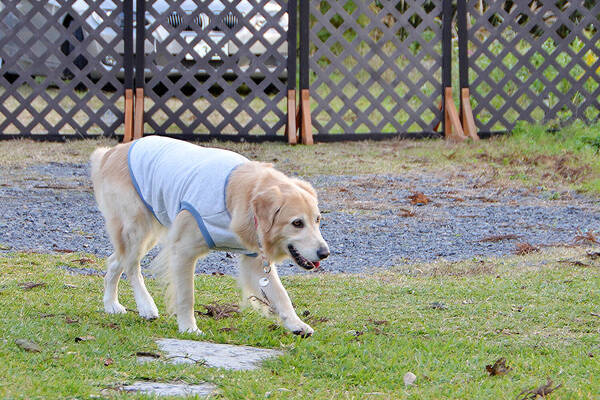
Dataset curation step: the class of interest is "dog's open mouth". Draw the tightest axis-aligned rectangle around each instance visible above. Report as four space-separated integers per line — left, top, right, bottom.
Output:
288 245 320 270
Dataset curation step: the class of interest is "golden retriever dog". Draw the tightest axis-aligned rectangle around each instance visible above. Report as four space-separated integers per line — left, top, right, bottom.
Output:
90 136 329 337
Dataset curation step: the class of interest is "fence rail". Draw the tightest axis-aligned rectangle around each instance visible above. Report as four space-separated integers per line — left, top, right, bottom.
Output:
0 1 599 141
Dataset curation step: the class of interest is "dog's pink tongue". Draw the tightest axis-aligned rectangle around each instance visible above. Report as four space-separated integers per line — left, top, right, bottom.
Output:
313 261 320 269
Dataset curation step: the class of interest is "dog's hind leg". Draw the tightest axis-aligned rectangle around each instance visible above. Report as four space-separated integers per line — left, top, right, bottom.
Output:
120 220 162 320
239 255 314 337
104 252 127 314
103 212 161 320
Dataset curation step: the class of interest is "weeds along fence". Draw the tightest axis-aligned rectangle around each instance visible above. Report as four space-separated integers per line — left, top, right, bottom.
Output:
0 0 599 142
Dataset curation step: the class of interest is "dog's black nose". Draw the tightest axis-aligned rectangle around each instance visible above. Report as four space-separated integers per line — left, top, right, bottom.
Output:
317 246 330 260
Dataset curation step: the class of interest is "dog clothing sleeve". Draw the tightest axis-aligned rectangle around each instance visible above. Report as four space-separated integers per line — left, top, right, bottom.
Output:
127 136 253 254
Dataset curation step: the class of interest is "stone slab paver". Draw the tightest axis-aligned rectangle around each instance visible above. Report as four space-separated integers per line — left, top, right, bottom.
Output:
137 338 284 371
122 381 216 397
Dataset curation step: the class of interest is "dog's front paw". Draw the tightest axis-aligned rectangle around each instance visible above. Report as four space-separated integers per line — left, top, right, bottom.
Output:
138 303 159 320
105 302 127 314
179 325 204 335
285 320 314 338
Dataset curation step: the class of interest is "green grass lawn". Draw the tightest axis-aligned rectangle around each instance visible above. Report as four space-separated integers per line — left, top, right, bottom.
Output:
1 248 598 398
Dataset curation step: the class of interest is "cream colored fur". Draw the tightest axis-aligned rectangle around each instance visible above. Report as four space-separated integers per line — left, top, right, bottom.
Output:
90 141 328 337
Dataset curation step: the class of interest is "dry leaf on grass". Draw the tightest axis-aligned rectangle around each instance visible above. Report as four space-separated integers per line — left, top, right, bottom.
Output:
368 319 389 326
479 234 521 242
197 303 240 320
103 358 114 366
65 316 79 324
75 335 95 343
19 282 46 290
71 257 95 265
485 357 512 376
398 208 416 217
517 379 562 400
586 251 600 260
408 191 430 205
15 339 42 353
574 229 599 245
515 243 539 255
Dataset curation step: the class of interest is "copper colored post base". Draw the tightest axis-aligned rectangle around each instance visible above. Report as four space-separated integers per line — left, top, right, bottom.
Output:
460 87 479 140
133 87 144 140
444 87 466 142
299 89 313 145
285 89 297 144
124 89 134 142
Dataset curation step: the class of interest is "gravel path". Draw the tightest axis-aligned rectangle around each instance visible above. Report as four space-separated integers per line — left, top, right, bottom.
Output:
1 162 599 275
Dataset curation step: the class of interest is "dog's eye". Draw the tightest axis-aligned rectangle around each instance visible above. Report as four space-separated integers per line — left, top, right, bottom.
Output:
292 219 304 228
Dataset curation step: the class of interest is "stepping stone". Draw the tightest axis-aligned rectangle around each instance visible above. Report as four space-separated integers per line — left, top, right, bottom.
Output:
122 381 216 397
138 338 284 371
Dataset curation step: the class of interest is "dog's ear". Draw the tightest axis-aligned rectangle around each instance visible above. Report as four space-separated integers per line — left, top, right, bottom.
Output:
251 186 283 233
292 178 317 199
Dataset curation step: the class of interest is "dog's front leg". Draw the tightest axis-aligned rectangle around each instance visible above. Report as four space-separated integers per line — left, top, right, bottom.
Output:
239 255 313 337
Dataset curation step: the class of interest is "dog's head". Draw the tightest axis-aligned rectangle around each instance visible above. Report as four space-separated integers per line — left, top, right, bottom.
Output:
251 178 329 270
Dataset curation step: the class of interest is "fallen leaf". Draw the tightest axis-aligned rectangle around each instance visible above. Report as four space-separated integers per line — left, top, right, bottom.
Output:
399 208 416 217
103 358 113 366
19 282 46 290
586 251 600 260
368 319 389 326
479 234 521 242
515 242 539 255
15 339 42 352
574 229 599 245
486 357 512 376
218 327 238 333
518 378 562 400
65 316 79 324
53 248 75 253
197 303 240 320
75 335 95 342
430 302 447 310
408 191 430 205
72 257 95 265
102 322 119 329
403 372 417 386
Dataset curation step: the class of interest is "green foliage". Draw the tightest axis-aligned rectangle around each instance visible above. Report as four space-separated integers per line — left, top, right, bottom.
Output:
0 250 599 398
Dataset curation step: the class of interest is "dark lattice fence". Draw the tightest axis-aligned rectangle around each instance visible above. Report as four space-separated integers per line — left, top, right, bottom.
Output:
140 0 290 137
307 0 444 136
467 0 600 132
3 1 600 140
0 0 125 138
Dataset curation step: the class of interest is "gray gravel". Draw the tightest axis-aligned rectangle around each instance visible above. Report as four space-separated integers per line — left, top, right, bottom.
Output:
1 162 599 275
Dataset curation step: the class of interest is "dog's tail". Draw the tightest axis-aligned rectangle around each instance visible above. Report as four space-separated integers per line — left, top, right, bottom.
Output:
89 147 110 184
150 244 176 315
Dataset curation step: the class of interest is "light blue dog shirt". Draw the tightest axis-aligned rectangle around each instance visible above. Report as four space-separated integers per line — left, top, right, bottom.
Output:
128 136 252 254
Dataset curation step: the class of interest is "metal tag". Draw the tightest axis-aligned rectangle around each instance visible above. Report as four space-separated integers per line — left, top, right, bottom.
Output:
259 277 270 287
